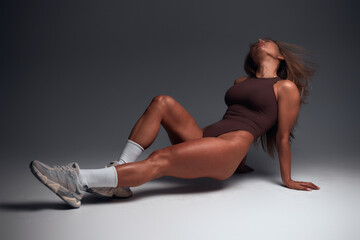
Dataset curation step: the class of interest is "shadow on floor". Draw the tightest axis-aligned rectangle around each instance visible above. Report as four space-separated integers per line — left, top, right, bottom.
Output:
0 166 282 211
0 179 224 211
0 202 73 211
82 177 227 205
229 167 281 187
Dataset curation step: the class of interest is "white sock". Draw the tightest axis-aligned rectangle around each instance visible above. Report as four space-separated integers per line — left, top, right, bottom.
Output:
118 139 144 163
78 166 118 189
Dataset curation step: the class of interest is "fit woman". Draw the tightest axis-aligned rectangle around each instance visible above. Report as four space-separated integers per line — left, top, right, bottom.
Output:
30 37 320 208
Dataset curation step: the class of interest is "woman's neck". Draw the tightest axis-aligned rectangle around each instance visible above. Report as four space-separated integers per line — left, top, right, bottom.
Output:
255 57 279 78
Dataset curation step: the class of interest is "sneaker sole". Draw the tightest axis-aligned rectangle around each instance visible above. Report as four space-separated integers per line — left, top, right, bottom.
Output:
114 188 133 198
88 187 133 198
29 160 81 208
86 187 114 197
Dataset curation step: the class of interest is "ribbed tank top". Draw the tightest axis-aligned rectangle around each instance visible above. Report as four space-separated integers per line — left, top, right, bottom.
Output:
203 76 281 139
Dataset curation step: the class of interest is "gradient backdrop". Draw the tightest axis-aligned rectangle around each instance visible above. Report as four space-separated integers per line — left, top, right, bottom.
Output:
1 0 359 240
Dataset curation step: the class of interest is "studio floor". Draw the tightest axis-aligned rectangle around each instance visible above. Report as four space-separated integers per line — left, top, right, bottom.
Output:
2 0 360 239
0 151 359 240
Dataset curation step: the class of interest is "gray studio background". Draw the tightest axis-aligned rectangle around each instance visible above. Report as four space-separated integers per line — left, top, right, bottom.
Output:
1 1 359 240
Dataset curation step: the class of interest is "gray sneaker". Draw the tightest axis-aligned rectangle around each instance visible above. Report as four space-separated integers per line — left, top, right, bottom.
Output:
29 160 86 208
87 159 133 198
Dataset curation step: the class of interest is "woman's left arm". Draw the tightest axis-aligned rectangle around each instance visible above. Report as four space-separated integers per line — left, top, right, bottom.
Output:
276 80 320 191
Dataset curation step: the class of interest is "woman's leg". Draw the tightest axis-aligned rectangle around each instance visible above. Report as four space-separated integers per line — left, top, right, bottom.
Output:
127 95 204 149
114 134 253 187
88 95 205 198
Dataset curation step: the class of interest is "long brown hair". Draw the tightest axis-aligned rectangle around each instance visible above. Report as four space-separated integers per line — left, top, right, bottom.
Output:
244 37 317 158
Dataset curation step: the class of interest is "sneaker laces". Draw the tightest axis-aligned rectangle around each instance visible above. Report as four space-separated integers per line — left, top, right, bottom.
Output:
53 164 86 194
53 164 78 178
53 165 72 170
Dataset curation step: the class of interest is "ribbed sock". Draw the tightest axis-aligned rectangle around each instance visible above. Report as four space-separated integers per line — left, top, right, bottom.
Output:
78 166 118 189
118 139 144 163
77 139 144 191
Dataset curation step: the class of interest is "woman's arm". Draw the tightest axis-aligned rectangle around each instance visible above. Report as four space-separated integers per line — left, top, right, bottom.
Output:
276 80 320 191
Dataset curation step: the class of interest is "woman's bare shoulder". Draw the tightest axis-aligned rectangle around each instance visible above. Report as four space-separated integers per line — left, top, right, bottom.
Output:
277 79 300 102
277 79 297 89
234 76 250 85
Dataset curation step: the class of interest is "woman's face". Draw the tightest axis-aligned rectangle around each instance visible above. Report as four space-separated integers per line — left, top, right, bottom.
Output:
250 38 283 63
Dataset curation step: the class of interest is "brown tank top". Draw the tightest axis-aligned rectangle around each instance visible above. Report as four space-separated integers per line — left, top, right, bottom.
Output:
203 76 281 139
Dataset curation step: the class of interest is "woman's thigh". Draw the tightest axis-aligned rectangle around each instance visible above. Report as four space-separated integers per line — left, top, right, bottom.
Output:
156 136 251 181
156 95 205 144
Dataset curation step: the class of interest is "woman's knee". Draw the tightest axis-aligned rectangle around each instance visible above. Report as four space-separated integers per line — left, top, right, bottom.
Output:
146 149 172 177
151 95 175 110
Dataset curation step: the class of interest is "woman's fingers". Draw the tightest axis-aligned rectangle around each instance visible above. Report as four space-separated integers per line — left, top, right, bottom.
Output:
309 182 320 190
298 184 311 191
299 183 318 191
302 182 320 190
288 181 310 191
301 185 312 191
286 180 320 191
295 181 320 190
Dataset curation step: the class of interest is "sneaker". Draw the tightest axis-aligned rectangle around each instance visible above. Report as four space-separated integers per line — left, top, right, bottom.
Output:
87 159 133 198
29 160 86 208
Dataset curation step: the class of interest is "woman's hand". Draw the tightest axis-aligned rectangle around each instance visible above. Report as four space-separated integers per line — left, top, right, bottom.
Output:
284 179 320 191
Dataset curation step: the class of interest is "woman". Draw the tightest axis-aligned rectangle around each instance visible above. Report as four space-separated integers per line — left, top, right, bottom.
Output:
30 37 320 208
